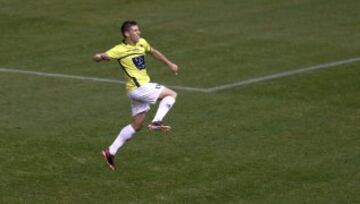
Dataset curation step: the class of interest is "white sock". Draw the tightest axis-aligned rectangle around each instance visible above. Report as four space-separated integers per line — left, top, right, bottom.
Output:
152 96 176 122
109 124 136 155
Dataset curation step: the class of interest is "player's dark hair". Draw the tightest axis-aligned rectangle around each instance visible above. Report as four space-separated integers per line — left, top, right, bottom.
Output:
121 20 138 38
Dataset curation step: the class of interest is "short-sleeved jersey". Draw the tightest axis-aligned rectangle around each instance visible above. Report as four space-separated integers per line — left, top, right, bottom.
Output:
106 38 152 92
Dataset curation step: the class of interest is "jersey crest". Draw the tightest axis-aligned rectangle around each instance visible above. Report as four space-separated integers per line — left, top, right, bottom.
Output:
132 55 146 70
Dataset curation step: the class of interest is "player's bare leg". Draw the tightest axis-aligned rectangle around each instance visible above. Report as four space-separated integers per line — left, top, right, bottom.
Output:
102 112 146 170
148 87 177 132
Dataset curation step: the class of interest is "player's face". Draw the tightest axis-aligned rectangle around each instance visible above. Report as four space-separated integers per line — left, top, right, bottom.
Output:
126 25 141 43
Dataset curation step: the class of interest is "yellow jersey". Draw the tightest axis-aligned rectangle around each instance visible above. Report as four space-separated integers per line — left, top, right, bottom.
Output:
106 38 152 92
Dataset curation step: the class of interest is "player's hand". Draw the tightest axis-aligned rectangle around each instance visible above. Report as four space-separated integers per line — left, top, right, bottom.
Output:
169 63 178 75
93 54 102 62
93 53 110 62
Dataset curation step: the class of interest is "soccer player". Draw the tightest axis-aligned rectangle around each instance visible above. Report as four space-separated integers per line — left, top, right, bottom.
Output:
93 20 178 170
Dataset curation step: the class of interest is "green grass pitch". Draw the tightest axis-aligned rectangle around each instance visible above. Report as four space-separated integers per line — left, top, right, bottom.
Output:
1 0 359 203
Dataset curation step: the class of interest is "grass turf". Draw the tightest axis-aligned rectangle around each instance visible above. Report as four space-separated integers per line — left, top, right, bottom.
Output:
1 0 359 203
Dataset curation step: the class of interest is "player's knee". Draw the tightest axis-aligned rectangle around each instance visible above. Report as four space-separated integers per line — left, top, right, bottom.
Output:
172 91 177 99
131 112 146 131
167 89 177 99
131 122 143 131
131 119 144 131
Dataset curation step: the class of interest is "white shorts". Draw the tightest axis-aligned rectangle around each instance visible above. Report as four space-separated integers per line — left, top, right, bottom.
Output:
127 83 164 116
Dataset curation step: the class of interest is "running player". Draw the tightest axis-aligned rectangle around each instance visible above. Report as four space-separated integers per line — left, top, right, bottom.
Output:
93 20 178 170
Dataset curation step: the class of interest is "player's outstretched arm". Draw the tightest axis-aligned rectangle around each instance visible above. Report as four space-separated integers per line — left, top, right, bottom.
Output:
93 53 111 62
150 48 178 75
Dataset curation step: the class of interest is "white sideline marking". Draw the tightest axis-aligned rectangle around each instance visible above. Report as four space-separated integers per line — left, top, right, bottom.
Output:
0 57 359 93
206 57 360 92
0 67 208 92
165 85 208 92
0 68 126 84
